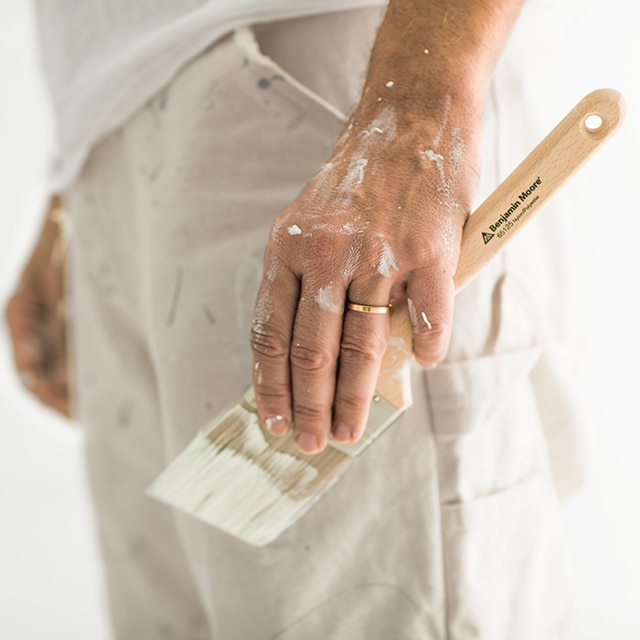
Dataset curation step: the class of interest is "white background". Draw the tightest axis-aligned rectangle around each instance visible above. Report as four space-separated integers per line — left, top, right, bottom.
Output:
0 1 638 638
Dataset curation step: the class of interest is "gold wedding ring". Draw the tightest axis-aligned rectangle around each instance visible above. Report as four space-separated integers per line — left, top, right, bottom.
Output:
346 302 391 315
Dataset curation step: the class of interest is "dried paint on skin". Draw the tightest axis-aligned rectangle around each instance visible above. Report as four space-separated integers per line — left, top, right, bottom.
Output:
448 127 465 176
342 221 359 234
316 283 343 314
341 243 362 281
432 95 451 147
254 361 264 386
340 157 368 192
266 259 279 283
439 215 457 261
363 107 397 142
423 127 467 261
312 107 398 211
385 81 395 88
252 289 274 334
408 299 433 331
424 150 446 187
407 298 419 327
288 224 302 235
270 213 292 240
310 159 341 197
377 239 399 277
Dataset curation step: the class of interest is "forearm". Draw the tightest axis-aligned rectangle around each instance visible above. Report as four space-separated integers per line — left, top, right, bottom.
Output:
354 0 524 129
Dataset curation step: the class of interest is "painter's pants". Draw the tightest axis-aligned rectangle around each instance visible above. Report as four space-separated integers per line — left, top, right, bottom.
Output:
66 3 591 638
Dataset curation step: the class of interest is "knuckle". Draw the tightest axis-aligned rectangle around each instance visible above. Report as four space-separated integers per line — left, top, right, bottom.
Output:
290 344 334 372
293 402 328 423
335 391 370 416
249 324 288 360
340 334 386 364
414 319 450 365
253 384 288 407
414 318 448 339
308 232 337 265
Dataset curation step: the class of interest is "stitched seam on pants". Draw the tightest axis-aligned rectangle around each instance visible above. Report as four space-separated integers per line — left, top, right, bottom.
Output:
423 370 452 640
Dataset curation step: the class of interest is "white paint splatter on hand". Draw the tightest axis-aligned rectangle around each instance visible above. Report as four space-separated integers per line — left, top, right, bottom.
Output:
341 243 362 281
288 224 302 235
252 289 273 334
340 157 368 192
448 127 465 176
407 298 419 327
315 283 343 314
420 311 433 330
377 239 399 277
424 150 446 186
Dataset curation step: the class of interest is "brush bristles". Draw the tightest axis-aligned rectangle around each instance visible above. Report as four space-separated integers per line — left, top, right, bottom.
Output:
148 403 349 546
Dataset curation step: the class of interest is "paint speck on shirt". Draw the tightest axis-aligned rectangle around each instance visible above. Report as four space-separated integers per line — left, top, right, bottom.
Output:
424 48 430 54
288 224 302 235
386 81 395 88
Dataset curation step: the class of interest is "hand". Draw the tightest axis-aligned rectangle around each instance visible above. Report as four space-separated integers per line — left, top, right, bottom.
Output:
5 196 71 418
250 0 523 454
251 105 481 453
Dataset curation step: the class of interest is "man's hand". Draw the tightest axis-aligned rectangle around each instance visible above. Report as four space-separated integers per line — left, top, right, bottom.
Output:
5 196 71 418
251 0 524 453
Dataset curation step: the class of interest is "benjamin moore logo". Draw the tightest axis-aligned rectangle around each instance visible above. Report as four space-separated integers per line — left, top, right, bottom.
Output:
481 176 543 243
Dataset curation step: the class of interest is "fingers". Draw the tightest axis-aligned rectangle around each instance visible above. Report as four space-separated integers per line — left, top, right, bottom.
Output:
288 280 345 453
6 289 72 418
6 292 44 375
252 263 456 454
331 285 390 446
250 267 299 440
252 266 394 455
406 266 455 368
252 273 346 454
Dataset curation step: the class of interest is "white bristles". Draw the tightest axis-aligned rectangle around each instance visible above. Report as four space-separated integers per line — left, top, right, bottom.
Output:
147 406 340 546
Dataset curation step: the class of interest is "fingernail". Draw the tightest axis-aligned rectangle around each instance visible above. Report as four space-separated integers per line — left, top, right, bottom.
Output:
333 423 353 444
295 431 320 454
265 415 289 437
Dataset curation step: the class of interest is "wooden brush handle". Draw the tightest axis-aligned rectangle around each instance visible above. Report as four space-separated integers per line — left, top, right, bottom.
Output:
380 89 625 407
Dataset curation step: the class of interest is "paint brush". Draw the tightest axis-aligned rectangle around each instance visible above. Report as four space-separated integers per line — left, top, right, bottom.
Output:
148 89 625 546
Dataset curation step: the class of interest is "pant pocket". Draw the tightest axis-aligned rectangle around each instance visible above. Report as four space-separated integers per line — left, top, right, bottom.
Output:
424 349 577 638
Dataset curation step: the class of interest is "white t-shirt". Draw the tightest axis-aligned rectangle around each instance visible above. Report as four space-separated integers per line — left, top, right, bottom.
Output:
34 0 386 190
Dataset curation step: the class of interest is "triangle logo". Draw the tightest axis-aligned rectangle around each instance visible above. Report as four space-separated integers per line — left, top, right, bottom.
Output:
482 232 494 245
